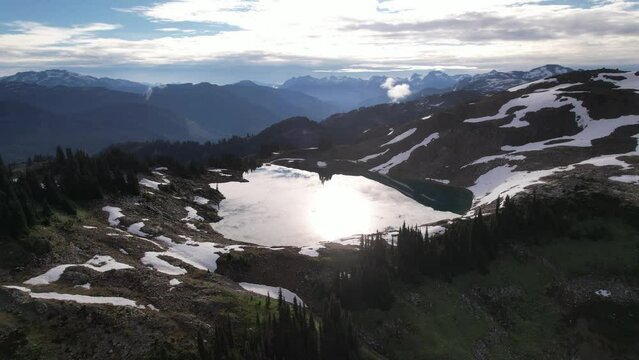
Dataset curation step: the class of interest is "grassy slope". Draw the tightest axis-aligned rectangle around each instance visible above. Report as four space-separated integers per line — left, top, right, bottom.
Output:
351 217 639 360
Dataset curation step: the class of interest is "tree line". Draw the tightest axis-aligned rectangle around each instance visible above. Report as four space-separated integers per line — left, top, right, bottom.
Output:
331 191 639 311
0 143 255 266
196 290 360 360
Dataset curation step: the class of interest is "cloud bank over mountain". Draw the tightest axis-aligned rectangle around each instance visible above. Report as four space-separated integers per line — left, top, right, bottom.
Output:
0 0 638 83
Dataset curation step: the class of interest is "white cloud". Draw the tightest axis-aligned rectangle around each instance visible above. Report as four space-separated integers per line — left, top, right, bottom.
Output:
156 28 196 33
0 0 638 71
381 77 411 102
314 64 479 73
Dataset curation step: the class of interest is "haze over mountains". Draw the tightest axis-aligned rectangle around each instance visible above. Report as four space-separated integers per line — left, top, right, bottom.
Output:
281 65 573 110
0 65 575 161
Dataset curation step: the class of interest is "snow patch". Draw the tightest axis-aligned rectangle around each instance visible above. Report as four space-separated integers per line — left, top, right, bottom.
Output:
24 256 133 285
595 289 611 297
169 278 182 286
358 149 389 163
142 236 244 275
102 206 124 226
609 175 639 184
139 178 164 190
317 161 327 168
127 222 149 237
593 72 639 93
4 286 146 309
239 282 304 306
371 133 440 175
381 128 417 147
182 207 204 222
272 158 304 163
468 164 575 208
507 78 557 92
299 245 325 257
465 83 582 128
194 196 209 205
428 225 447 237
425 178 450 184
186 223 198 231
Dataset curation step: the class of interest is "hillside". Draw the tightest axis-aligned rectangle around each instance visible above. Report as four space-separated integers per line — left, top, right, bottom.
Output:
0 69 150 95
0 98 202 161
269 69 638 212
455 65 574 93
0 72 340 161
1 68 638 360
145 81 338 138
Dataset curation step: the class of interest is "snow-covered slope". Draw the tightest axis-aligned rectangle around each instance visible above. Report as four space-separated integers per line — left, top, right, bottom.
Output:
456 65 573 94
0 69 149 95
330 69 638 210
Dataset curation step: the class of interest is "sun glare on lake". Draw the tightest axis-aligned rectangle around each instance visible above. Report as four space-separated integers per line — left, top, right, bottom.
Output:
213 164 456 246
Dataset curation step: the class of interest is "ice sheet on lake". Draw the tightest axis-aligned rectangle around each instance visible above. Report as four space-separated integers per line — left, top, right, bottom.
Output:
212 164 456 246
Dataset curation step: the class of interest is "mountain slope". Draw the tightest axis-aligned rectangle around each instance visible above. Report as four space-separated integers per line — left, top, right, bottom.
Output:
0 77 340 160
280 65 573 112
455 64 574 93
0 69 149 95
145 82 339 139
264 69 639 213
0 81 208 161
280 72 458 111
323 69 638 209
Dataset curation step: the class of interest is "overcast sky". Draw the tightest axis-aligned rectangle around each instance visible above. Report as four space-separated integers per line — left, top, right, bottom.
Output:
0 0 637 84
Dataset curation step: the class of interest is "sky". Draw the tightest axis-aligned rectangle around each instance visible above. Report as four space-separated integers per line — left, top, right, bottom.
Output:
0 0 637 84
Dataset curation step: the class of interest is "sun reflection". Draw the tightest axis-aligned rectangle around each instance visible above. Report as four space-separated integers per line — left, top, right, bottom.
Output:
309 181 372 242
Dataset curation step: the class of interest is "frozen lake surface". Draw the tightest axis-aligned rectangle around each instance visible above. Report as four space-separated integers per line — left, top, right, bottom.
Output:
211 164 457 246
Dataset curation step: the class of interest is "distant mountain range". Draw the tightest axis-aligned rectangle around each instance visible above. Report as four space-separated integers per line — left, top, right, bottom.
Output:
145 81 337 138
0 69 150 95
281 65 573 111
0 71 340 161
279 71 460 111
454 64 573 93
0 65 577 161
